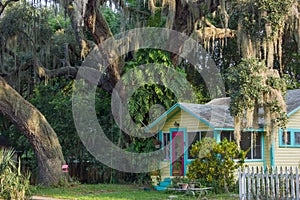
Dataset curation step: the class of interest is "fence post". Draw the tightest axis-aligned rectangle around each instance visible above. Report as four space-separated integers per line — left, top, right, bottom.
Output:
271 167 275 199
296 167 299 200
251 166 256 199
256 166 260 200
291 167 295 199
247 167 251 200
266 167 269 198
239 167 246 200
239 167 241 199
275 167 279 200
280 166 284 198
285 167 289 198
262 167 265 197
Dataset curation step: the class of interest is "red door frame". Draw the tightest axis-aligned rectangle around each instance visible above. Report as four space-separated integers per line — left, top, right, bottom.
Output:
171 131 184 176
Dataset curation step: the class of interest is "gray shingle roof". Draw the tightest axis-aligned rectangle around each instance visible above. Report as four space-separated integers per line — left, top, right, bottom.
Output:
178 89 300 129
286 89 300 114
179 103 233 128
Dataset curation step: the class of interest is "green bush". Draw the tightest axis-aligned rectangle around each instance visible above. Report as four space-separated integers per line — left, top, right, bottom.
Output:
0 148 31 199
187 138 246 193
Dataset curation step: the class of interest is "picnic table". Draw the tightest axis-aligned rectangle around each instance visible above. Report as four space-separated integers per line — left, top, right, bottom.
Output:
167 182 212 199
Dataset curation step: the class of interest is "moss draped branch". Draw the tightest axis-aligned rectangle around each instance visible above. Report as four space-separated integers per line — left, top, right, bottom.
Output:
0 0 19 15
226 58 287 149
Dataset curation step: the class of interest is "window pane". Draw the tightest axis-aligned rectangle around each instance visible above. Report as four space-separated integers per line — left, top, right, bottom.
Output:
163 133 170 159
187 131 212 159
221 132 262 159
241 132 262 159
188 132 200 159
240 133 251 159
281 132 291 145
294 132 300 145
253 133 262 159
221 131 234 142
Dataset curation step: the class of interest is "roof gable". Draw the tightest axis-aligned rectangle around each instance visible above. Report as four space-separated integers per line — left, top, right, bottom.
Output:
179 103 232 128
146 89 300 131
145 103 180 132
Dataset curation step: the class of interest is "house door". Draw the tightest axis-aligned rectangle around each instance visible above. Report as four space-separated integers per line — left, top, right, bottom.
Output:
171 131 184 176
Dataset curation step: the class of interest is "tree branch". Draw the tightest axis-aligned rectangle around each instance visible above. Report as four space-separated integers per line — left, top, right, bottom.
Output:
194 27 236 41
37 65 78 79
3 46 21 66
0 0 19 16
124 6 150 16
82 0 122 93
119 0 150 16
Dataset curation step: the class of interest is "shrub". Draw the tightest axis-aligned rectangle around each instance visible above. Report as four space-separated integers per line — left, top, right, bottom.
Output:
0 148 31 199
187 138 246 193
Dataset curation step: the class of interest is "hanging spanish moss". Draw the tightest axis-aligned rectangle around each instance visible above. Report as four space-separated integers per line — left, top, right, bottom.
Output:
287 1 300 54
227 58 287 149
148 0 176 29
235 0 297 71
217 0 299 149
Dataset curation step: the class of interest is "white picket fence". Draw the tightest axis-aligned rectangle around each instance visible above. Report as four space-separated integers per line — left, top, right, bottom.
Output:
239 166 300 200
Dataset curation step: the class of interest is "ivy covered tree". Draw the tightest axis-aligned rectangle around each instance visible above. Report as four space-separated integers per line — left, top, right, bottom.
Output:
223 0 297 148
226 58 287 148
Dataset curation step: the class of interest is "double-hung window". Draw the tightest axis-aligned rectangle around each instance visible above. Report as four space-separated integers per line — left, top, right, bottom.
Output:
161 132 170 160
187 131 213 159
279 129 300 147
221 131 262 160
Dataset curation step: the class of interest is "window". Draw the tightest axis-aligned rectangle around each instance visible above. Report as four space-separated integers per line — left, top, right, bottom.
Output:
221 131 262 160
162 132 170 160
221 131 234 142
295 132 300 145
187 131 213 159
281 132 291 145
279 129 300 147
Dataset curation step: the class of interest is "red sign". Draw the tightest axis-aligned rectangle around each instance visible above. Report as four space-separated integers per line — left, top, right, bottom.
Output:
62 164 69 173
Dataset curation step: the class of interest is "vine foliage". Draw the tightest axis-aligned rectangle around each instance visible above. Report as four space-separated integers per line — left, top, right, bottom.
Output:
226 58 287 148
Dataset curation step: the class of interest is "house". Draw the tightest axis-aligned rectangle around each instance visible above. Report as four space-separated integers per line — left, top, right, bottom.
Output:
146 89 300 182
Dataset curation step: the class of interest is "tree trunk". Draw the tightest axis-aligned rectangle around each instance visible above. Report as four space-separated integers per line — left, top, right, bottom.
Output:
0 77 65 186
83 0 122 93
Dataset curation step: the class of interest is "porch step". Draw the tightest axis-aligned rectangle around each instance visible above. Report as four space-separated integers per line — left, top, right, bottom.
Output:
164 177 172 182
159 181 170 187
154 186 167 191
154 178 172 191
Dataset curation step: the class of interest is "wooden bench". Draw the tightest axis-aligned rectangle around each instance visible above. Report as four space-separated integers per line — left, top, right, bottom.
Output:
167 183 212 199
186 187 212 198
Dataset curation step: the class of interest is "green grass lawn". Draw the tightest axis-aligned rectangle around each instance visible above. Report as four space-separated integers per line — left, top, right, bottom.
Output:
31 184 239 200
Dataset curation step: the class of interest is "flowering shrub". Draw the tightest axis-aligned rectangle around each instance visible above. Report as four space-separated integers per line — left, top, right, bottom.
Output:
187 138 246 193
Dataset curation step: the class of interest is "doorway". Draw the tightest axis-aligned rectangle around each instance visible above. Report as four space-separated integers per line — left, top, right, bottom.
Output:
171 131 184 176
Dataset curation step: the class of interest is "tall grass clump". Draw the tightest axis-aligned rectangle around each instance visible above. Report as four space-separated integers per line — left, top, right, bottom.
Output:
0 148 31 199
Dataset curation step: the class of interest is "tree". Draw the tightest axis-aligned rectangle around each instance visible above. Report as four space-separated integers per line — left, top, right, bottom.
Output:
226 58 287 148
0 0 299 185
0 1 66 185
222 0 298 146
0 77 65 185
